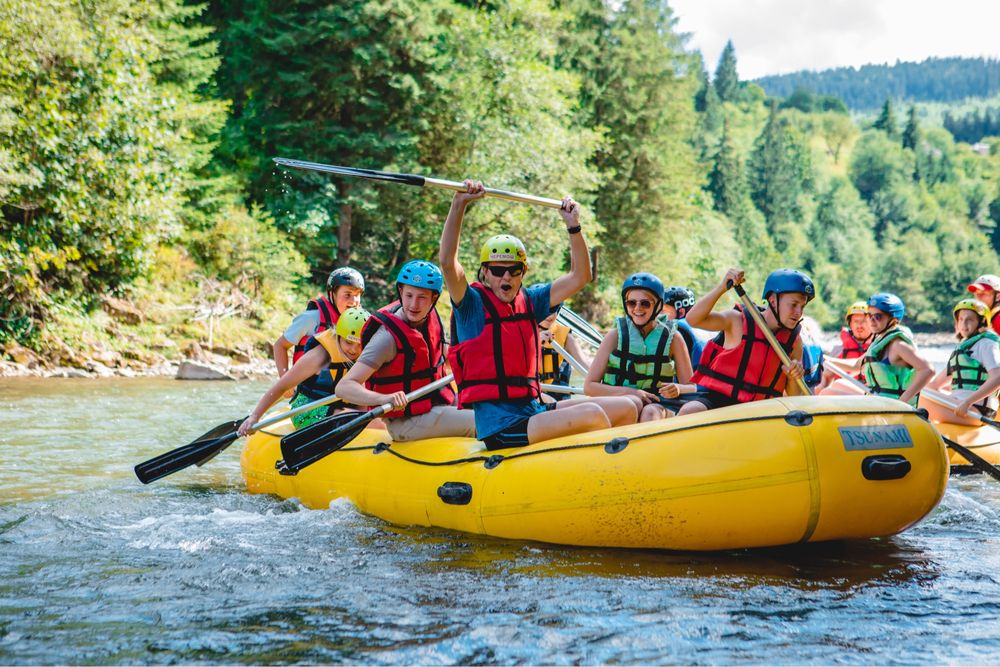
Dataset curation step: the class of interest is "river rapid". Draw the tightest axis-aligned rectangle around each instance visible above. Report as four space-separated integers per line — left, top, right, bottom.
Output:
2 376 999 665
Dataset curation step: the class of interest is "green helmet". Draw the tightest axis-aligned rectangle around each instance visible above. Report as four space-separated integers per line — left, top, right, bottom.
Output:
335 307 371 344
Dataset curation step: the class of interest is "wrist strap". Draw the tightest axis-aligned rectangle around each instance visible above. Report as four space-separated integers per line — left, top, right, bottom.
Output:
567 225 582 235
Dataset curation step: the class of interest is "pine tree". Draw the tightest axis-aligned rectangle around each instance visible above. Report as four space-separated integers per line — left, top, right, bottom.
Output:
708 120 745 217
748 101 812 226
873 99 898 137
902 105 920 150
714 40 739 103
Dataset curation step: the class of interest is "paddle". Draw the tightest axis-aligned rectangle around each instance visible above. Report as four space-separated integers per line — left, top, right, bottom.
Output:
555 312 602 349
274 158 564 210
921 387 1000 430
558 306 603 346
729 282 812 396
134 392 343 484
277 375 456 474
549 339 590 376
824 363 1000 480
540 383 586 395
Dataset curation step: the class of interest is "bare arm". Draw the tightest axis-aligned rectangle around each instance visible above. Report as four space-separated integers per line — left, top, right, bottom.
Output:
549 198 592 306
336 362 408 409
685 267 745 336
272 335 294 377
439 180 485 307
893 341 934 405
583 330 656 403
240 345 330 435
782 339 807 396
956 367 1000 415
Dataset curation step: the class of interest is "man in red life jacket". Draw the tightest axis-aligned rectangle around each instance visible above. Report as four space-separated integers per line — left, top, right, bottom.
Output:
817 301 872 391
677 267 812 415
335 260 475 442
272 267 365 379
968 274 1000 337
440 180 638 450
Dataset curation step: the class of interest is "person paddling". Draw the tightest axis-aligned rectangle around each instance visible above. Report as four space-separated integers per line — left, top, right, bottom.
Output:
238 308 377 436
335 261 475 441
272 267 366 394
677 268 812 415
662 285 704 368
858 293 933 406
924 298 1000 425
967 274 1000 337
440 180 638 450
584 273 695 421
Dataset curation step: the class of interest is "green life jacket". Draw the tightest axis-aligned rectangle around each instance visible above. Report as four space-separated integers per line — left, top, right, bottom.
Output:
947 330 1000 391
603 316 677 389
861 327 917 405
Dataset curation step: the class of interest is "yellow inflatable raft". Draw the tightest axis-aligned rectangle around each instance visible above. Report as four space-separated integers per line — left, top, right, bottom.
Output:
935 422 1000 467
241 395 947 552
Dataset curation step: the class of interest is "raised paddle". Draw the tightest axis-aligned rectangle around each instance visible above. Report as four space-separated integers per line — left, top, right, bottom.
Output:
729 282 812 396
277 375 456 474
134 393 343 484
824 362 1000 481
274 158 564 210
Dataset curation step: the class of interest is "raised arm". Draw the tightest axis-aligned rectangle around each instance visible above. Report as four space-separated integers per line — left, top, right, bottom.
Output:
439 180 486 306
549 197 592 307
686 267 745 335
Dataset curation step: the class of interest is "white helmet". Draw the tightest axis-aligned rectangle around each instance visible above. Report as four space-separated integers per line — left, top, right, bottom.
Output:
968 274 1000 293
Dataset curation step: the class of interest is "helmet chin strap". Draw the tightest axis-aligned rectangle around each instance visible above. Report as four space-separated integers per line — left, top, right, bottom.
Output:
767 294 799 331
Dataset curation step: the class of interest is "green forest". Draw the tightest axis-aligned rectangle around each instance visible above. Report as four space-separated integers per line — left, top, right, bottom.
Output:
3 0 1000 365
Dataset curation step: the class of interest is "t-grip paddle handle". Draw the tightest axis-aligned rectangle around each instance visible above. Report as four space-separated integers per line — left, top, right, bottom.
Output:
726 279 812 396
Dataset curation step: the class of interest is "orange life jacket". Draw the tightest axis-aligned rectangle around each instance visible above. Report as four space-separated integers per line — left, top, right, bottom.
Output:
361 302 454 418
691 305 800 403
448 283 541 408
838 327 870 359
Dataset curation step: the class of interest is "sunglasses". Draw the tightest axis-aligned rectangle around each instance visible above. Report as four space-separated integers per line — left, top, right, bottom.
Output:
867 312 886 322
486 265 524 278
626 299 654 309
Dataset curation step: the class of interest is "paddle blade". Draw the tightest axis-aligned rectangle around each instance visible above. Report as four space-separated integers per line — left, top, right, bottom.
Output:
943 437 1000 482
134 419 244 484
279 411 371 473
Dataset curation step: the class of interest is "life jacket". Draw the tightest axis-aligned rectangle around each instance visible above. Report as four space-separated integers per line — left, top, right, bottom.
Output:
670 317 703 368
448 282 540 408
691 305 800 403
947 330 1000 391
838 327 870 359
603 316 677 389
539 321 570 383
292 296 339 364
361 302 454 419
292 329 355 401
861 327 917 405
991 307 1000 337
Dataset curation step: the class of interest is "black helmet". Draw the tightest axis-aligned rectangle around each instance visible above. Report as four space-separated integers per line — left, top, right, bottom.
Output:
663 286 695 315
327 267 365 292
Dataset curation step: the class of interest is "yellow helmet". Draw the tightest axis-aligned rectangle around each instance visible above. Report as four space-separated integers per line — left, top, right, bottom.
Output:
335 307 371 344
953 298 991 324
844 301 868 322
479 234 528 268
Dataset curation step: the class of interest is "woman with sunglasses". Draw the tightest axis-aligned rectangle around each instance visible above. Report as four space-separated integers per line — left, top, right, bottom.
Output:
859 293 933 406
924 298 1000 425
440 180 639 451
583 273 695 421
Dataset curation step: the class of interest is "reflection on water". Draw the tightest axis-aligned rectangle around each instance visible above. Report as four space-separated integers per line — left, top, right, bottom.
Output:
1 377 999 664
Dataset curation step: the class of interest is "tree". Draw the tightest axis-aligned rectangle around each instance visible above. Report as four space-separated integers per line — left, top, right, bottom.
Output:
873 99 898 137
748 102 813 227
902 105 920 150
714 40 739 103
708 120 746 217
818 112 858 163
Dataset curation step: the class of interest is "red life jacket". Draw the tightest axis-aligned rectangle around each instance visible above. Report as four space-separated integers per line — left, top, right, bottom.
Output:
448 283 541 408
361 302 454 419
838 327 871 359
991 307 1000 337
292 296 339 364
691 305 800 403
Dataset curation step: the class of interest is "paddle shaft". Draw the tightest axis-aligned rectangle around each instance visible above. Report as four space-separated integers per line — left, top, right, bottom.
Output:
921 387 1000 430
540 383 586 395
549 339 589 376
560 307 603 343
556 311 602 349
249 392 343 433
731 283 812 396
274 158 564 209
824 360 871 393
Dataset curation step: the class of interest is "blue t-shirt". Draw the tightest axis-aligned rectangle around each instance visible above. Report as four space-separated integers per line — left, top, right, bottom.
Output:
675 318 704 368
452 283 555 439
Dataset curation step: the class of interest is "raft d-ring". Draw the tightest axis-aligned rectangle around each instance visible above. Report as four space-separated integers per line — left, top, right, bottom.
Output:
275 460 298 476
373 442 391 454
604 437 629 454
484 455 504 469
784 410 813 426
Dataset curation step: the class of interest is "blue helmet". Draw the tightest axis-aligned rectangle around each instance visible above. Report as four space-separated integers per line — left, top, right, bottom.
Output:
621 272 665 307
868 292 905 320
763 269 815 302
397 260 443 294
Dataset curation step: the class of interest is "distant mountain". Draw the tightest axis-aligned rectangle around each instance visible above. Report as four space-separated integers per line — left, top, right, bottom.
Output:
754 57 1000 111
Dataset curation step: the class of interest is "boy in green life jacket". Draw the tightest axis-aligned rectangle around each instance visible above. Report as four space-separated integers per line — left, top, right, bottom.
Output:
924 298 1000 424
858 293 933 406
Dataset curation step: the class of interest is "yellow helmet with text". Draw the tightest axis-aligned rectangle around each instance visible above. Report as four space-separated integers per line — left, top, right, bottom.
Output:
479 234 528 268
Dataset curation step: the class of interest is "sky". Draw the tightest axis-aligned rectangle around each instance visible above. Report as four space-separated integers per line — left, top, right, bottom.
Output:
668 0 1000 80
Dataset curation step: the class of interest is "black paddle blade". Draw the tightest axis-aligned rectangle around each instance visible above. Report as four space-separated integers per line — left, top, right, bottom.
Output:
134 419 245 484
279 411 370 473
942 437 1000 482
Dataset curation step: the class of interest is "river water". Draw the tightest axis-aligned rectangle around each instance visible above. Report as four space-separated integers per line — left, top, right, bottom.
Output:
2 376 1000 664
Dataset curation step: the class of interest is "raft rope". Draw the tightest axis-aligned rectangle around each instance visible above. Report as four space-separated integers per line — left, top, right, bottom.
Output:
335 408 920 469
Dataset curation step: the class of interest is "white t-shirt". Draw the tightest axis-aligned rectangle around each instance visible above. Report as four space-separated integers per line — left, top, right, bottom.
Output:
282 310 322 344
952 337 1000 409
